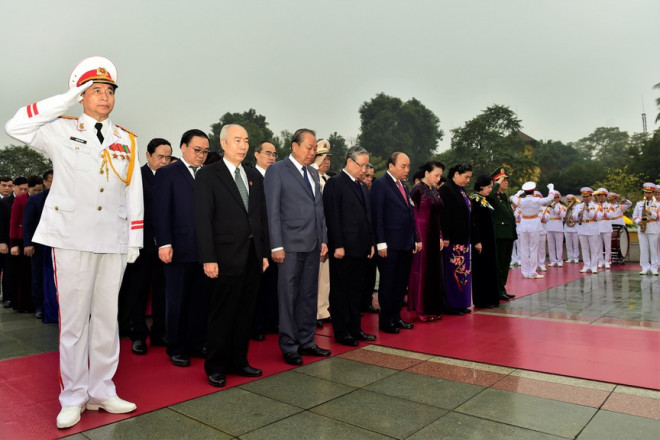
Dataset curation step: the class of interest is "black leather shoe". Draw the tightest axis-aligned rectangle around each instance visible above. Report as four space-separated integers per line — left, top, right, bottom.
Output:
300 345 331 357
379 324 399 334
462 309 472 314
319 316 332 323
394 319 414 330
3 300 12 308
208 372 226 387
169 354 190 367
366 305 380 313
316 320 324 328
190 346 207 358
232 365 263 377
444 308 464 315
150 335 167 347
132 339 147 355
355 331 376 341
335 336 359 347
499 294 511 301
283 352 303 365
251 333 266 341
505 293 516 299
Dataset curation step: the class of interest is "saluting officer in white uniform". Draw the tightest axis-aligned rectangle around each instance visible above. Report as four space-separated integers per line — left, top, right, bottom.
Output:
594 188 613 269
572 187 602 273
510 182 554 279
633 183 659 275
4 56 143 429
544 190 566 267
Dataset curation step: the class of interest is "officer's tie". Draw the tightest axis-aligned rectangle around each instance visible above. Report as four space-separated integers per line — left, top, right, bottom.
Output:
234 167 249 209
94 122 104 144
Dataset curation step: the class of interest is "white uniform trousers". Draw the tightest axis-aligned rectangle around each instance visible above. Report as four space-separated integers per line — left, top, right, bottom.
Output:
53 248 126 408
519 230 540 277
547 231 564 264
538 233 547 268
597 232 612 266
578 235 599 272
564 231 579 261
316 259 330 319
511 239 520 265
638 232 659 273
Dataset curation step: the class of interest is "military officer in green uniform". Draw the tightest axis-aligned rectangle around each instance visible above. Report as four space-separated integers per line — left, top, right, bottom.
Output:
486 167 517 300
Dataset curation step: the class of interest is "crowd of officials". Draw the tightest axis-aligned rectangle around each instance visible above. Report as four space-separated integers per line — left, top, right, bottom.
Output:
3 56 658 430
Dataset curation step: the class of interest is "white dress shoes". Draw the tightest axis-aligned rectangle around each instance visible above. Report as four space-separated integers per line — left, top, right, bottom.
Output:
86 396 137 414
57 406 84 429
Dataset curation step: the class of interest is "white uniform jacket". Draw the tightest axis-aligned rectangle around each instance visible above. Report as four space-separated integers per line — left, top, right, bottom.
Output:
4 93 143 253
633 201 659 234
572 202 602 236
510 193 553 233
610 200 632 226
596 202 613 233
543 203 566 233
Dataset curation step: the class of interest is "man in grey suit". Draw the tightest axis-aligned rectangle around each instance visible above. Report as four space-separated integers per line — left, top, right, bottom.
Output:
264 128 330 366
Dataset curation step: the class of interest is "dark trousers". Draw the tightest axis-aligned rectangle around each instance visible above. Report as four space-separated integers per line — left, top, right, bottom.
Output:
129 250 166 341
205 246 260 375
30 245 44 313
164 262 208 356
361 257 377 311
376 249 413 326
496 238 514 295
2 253 13 304
277 249 320 355
252 261 278 336
330 255 367 339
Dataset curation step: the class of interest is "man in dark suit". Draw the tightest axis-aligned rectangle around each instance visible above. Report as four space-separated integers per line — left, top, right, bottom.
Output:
127 138 172 355
323 146 377 346
195 124 269 387
152 129 208 367
370 152 421 334
0 177 28 309
264 128 330 366
487 167 517 300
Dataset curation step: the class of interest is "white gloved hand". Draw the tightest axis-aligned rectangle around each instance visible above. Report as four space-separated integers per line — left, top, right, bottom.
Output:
126 247 140 264
63 81 94 107
547 183 554 191
515 190 524 197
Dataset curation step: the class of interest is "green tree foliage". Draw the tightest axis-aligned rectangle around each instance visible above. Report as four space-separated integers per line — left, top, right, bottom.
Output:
594 166 645 211
274 129 293 159
533 140 603 194
357 93 443 169
633 128 660 181
437 105 535 186
573 127 630 169
654 82 660 123
208 109 279 156
324 132 348 172
0 145 52 178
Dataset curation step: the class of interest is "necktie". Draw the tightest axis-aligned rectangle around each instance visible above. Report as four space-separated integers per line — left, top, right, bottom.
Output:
95 122 104 144
302 166 314 198
355 179 365 204
396 180 408 205
189 166 197 178
234 167 249 209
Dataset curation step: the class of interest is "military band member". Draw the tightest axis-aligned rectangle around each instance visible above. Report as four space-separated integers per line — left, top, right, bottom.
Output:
573 187 602 273
510 182 554 279
594 188 613 269
4 56 142 429
544 190 566 267
563 194 580 263
535 191 548 272
633 183 659 275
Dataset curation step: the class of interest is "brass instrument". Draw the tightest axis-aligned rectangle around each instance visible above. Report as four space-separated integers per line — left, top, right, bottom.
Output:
564 198 577 227
577 201 588 226
640 200 650 233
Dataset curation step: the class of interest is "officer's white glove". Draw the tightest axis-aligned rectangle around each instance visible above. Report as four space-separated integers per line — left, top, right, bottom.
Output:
547 183 554 191
515 190 524 197
126 247 140 264
63 81 94 106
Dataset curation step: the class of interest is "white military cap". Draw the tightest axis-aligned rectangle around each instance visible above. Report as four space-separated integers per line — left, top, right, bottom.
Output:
69 56 118 90
522 181 536 192
316 139 331 156
595 187 608 196
580 187 593 196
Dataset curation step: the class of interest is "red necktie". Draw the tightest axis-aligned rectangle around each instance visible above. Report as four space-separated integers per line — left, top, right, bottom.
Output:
396 180 408 205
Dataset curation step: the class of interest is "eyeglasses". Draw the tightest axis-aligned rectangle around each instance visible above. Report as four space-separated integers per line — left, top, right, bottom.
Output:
155 154 171 161
191 147 210 156
261 151 277 158
351 158 369 169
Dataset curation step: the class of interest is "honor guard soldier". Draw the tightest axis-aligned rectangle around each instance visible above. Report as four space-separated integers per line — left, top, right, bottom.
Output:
608 193 632 227
510 182 554 279
633 183 659 275
5 56 143 429
535 190 548 271
572 187 602 273
544 190 566 267
563 194 580 263
594 188 613 269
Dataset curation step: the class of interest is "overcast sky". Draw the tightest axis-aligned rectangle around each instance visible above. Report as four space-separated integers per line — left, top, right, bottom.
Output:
2 0 659 162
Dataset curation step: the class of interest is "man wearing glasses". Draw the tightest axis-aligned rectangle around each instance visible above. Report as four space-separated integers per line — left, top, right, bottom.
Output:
153 129 210 368
254 141 277 176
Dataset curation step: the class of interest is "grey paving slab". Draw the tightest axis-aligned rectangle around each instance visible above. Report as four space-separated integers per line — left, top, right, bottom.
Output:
364 371 483 410
82 408 232 440
0 338 41 360
0 315 45 332
407 412 566 440
240 411 390 440
455 388 597 438
239 370 356 409
171 387 301 436
297 356 399 388
311 389 446 439
576 410 660 440
60 434 91 440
